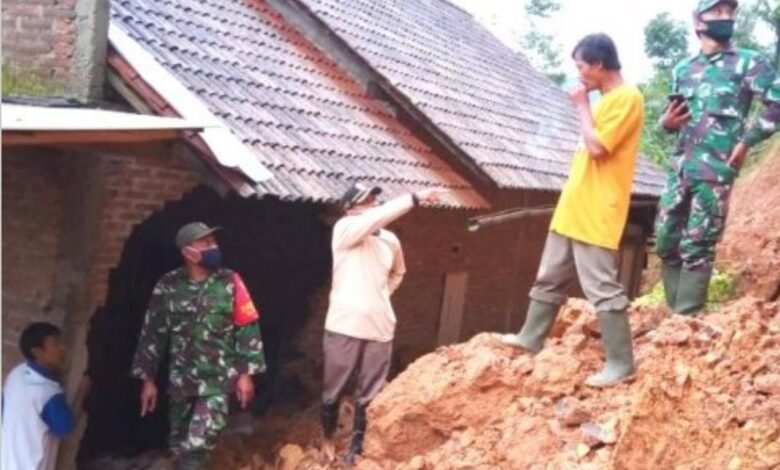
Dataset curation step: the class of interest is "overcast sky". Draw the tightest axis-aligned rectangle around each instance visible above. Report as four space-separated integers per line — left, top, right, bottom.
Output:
450 0 770 84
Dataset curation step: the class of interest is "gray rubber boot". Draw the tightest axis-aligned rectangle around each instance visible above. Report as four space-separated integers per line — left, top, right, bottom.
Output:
674 269 711 316
661 263 681 310
499 300 559 353
585 310 636 388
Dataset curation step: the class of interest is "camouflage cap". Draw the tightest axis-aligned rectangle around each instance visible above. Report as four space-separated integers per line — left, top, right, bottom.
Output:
695 0 738 15
175 221 220 249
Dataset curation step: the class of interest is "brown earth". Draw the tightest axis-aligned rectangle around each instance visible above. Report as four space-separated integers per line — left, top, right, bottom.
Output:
356 298 780 470
216 298 780 470
718 146 780 301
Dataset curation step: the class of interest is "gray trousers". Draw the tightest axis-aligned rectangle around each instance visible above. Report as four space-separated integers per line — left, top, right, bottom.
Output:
530 232 629 312
322 331 392 406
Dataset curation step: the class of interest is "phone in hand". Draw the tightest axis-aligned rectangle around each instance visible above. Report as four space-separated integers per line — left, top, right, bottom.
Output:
667 93 690 114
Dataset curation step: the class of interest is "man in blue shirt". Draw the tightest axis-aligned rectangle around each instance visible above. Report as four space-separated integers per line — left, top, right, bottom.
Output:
2 322 75 470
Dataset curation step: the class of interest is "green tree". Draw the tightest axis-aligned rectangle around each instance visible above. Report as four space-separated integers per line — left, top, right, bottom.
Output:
640 13 690 166
754 0 780 69
733 1 766 51
521 0 566 85
525 0 560 17
732 0 780 68
644 13 689 69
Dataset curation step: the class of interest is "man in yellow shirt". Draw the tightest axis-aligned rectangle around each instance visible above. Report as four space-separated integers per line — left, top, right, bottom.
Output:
501 34 645 388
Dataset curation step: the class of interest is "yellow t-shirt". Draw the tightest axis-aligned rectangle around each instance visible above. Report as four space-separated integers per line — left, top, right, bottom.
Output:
549 84 645 250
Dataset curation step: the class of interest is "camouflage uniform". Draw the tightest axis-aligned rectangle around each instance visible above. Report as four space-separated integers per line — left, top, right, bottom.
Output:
132 267 265 454
656 47 780 273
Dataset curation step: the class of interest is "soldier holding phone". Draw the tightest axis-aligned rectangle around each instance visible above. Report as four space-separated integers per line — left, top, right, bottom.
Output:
656 0 780 315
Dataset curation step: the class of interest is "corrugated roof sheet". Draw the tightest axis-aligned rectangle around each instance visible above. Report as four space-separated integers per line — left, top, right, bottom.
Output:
296 0 665 196
109 0 488 209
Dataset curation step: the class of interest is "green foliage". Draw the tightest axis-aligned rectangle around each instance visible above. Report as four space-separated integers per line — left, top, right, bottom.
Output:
644 13 689 69
632 280 665 308
521 0 566 85
633 269 738 309
525 0 561 18
639 71 677 167
733 0 780 69
734 1 768 51
707 270 738 306
738 132 780 176
638 13 691 167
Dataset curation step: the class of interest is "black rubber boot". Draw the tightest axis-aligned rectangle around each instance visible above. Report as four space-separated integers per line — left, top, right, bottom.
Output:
174 450 209 470
345 404 368 465
321 400 340 439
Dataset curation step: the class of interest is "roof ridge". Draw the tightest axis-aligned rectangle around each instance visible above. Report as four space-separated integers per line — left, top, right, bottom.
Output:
428 0 472 18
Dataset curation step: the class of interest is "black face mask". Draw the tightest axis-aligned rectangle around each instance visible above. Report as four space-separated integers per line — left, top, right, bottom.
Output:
198 247 223 271
703 19 735 43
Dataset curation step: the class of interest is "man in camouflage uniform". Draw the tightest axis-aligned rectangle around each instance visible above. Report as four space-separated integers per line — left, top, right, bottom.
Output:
656 0 780 314
132 222 265 469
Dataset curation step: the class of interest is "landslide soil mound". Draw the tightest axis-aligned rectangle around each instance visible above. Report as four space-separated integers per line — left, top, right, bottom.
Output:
357 298 780 470
719 147 780 301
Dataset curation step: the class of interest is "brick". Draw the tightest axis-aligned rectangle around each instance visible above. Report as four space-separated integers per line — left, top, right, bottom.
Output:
2 4 45 17
2 152 67 377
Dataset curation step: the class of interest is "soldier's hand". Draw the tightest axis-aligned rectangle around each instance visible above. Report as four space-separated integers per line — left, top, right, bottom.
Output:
661 100 691 131
236 374 255 409
727 141 749 169
140 379 158 417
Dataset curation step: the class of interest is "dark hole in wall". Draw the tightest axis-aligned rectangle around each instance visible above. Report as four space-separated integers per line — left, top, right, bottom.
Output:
78 185 331 462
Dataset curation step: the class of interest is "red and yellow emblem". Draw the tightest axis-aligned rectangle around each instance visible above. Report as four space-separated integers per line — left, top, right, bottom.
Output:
232 273 260 326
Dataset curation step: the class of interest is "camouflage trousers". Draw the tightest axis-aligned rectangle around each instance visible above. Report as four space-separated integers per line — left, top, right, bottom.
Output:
654 170 732 273
169 394 229 454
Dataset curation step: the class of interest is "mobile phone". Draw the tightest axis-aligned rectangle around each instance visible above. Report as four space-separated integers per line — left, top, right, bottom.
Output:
668 93 689 113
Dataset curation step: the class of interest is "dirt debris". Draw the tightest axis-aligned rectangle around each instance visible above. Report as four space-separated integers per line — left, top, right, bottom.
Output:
719 148 780 301
354 298 780 470
216 297 780 470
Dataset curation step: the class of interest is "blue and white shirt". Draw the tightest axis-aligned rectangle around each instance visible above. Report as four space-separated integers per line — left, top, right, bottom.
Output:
2 361 74 470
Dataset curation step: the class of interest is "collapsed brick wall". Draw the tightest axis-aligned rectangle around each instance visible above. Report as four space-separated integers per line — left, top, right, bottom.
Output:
83 147 200 315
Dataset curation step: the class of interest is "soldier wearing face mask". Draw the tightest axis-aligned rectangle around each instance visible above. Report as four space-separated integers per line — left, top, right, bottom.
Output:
656 0 780 315
131 222 265 470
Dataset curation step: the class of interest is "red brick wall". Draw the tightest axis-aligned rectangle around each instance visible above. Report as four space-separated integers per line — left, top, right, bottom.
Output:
2 0 78 87
2 150 68 375
84 147 200 313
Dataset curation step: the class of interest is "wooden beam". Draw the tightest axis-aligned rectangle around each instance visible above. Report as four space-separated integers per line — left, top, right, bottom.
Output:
3 129 183 146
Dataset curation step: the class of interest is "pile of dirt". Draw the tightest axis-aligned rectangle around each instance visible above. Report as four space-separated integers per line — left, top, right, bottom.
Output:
354 298 780 470
217 298 779 470
213 399 361 470
719 147 780 301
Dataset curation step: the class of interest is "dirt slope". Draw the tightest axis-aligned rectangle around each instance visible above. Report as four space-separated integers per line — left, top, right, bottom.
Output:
357 299 780 470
